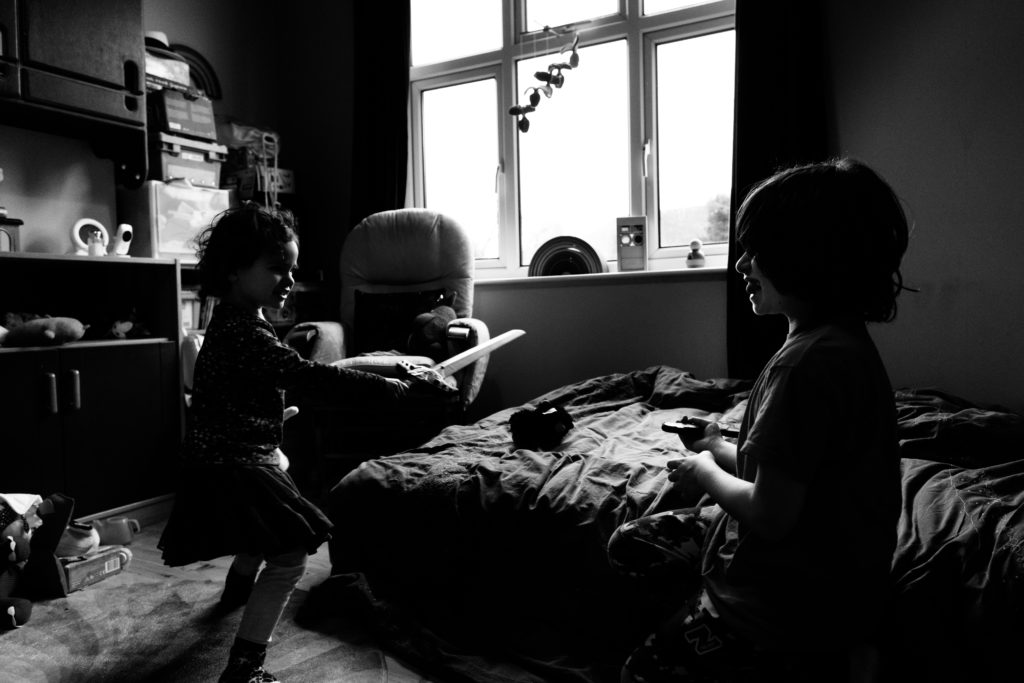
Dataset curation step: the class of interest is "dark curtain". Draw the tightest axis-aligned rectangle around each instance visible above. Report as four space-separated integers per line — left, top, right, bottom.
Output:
727 0 829 380
348 1 411 230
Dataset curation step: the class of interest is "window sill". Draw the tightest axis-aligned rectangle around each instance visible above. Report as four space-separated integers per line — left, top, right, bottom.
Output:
474 252 729 287
475 262 727 289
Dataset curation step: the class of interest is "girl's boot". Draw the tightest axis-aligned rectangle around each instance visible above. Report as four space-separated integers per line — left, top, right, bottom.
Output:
218 637 278 683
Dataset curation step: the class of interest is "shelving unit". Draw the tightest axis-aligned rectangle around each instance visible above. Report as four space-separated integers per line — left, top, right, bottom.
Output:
0 0 148 186
0 252 183 515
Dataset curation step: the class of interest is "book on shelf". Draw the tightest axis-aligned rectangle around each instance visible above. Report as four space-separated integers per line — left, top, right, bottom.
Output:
180 289 201 331
199 296 219 330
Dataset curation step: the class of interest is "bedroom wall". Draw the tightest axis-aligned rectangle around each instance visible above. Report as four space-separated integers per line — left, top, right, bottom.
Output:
824 0 1024 413
469 271 729 418
141 0 281 132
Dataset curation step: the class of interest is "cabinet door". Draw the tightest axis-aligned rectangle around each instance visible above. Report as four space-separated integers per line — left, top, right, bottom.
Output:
20 0 144 92
60 343 179 515
0 351 65 496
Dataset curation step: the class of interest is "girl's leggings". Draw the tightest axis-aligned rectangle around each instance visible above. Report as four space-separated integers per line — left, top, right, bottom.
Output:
231 548 308 645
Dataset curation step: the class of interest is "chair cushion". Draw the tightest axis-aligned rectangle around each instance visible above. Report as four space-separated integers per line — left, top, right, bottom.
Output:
339 209 474 332
353 289 456 355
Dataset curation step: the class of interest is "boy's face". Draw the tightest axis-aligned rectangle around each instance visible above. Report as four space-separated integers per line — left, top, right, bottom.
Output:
228 240 299 314
735 250 791 318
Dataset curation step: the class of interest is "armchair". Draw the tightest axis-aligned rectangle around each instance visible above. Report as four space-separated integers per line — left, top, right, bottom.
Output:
283 209 491 477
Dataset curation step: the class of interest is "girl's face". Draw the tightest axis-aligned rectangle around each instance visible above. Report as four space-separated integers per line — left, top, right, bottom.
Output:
225 240 299 315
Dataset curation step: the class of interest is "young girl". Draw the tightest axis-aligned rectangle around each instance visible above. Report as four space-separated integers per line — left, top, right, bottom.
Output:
610 158 911 682
158 204 408 683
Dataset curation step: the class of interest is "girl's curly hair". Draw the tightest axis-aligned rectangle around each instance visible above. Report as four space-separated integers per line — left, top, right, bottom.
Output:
193 203 298 298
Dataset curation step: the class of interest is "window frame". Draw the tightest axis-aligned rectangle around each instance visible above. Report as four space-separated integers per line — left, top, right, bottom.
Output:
409 0 737 279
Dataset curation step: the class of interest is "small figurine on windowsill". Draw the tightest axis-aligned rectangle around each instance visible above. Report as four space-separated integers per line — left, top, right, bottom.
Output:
686 238 706 268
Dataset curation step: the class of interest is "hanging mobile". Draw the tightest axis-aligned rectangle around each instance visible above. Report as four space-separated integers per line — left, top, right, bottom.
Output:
508 31 580 132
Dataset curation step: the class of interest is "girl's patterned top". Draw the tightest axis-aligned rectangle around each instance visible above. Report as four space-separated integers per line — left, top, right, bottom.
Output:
184 302 395 465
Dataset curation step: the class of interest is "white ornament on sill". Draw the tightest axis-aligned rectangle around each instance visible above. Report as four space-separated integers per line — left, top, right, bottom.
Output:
686 238 706 268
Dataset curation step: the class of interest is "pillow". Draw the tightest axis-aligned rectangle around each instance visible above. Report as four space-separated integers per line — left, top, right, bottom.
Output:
353 289 456 355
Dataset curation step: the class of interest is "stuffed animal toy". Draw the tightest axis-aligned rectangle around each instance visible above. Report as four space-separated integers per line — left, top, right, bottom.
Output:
407 305 457 361
0 492 76 628
104 308 151 340
0 313 87 347
0 495 43 629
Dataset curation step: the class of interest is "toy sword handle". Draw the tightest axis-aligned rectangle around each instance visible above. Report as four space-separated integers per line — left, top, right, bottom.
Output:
398 329 526 394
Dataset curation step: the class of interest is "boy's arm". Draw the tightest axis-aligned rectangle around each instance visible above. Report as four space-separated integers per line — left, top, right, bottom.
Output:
668 451 805 541
705 436 738 474
678 423 738 474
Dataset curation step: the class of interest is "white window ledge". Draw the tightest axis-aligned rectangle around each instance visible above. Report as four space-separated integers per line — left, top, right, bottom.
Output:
474 251 729 286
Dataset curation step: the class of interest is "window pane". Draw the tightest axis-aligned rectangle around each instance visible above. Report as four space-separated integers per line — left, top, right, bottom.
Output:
411 0 501 66
517 40 629 267
656 29 735 247
525 0 618 32
421 79 501 259
644 0 719 16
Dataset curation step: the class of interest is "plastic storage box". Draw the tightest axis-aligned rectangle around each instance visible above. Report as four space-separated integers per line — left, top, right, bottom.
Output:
150 132 228 189
117 180 236 261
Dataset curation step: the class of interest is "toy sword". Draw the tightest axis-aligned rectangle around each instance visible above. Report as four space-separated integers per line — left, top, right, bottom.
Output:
398 328 526 393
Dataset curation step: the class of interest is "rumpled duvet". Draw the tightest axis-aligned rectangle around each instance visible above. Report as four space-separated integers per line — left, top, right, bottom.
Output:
321 367 1024 683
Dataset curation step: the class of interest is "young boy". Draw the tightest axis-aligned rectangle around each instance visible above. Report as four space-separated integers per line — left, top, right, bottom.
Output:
613 158 911 682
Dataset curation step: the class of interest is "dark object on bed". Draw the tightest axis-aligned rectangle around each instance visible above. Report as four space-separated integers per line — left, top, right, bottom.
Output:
319 366 1024 683
509 400 575 450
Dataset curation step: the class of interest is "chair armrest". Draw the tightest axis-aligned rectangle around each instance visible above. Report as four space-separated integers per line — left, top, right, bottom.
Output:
447 317 490 409
283 321 348 364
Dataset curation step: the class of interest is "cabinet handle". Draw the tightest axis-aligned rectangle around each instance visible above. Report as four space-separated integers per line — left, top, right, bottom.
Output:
45 372 58 414
68 369 81 410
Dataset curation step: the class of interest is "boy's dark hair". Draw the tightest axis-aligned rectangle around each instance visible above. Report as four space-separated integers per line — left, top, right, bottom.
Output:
193 203 298 298
735 158 910 322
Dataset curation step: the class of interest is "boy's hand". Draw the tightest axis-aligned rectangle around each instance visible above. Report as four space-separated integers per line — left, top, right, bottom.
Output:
679 420 722 453
665 450 714 497
386 377 411 398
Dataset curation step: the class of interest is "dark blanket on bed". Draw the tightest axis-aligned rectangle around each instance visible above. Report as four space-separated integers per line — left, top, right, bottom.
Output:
320 367 1024 683
886 388 1024 682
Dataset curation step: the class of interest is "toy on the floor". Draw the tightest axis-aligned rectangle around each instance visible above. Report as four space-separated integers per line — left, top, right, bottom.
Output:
0 493 46 629
0 492 78 627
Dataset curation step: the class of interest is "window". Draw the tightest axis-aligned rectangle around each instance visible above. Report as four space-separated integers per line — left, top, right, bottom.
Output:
410 0 736 277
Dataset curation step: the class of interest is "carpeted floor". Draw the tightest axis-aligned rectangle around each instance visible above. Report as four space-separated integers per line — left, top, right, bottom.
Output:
0 511 439 683
0 572 389 682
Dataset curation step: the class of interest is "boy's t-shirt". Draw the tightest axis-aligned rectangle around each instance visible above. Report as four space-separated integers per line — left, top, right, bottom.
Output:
701 319 901 651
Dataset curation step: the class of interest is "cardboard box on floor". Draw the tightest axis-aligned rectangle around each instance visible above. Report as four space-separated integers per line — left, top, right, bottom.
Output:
61 546 133 593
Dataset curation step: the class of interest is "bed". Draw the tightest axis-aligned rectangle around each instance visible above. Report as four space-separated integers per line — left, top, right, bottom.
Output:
318 365 1024 683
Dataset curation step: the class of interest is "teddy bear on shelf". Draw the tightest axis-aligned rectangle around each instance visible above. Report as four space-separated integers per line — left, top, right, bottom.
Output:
0 312 88 347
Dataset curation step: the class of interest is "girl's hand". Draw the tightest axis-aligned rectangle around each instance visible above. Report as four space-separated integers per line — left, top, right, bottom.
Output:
274 448 290 472
276 406 299 471
386 377 411 398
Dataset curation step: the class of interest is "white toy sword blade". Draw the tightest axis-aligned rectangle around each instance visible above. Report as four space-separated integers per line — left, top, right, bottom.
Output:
398 329 526 393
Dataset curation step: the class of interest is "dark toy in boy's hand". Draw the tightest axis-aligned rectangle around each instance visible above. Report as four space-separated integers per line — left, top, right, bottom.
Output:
662 416 740 438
